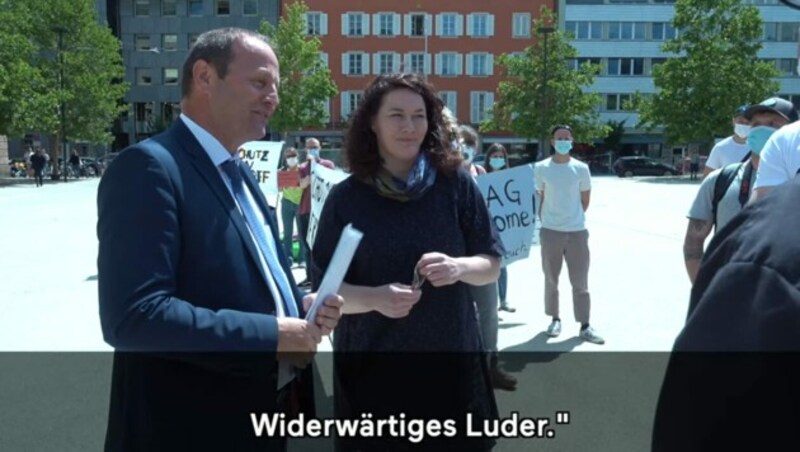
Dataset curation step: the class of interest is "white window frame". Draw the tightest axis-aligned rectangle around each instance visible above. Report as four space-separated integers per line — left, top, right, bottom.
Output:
163 68 179 86
467 52 493 77
162 34 178 52
342 52 369 76
406 13 431 37
305 12 328 36
406 52 430 74
470 91 494 124
437 13 462 37
467 13 493 38
436 52 462 76
135 34 150 51
439 91 457 115
375 52 396 74
374 12 400 37
343 12 369 37
341 91 364 119
136 68 152 86
512 13 531 38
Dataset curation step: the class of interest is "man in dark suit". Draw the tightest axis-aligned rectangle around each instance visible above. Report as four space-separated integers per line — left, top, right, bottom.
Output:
97 28 343 451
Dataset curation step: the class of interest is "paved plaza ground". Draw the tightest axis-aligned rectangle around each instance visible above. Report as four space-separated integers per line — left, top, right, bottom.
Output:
0 174 704 450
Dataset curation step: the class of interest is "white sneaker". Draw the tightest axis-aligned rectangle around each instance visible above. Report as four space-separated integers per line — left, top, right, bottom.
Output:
580 326 605 345
546 320 561 337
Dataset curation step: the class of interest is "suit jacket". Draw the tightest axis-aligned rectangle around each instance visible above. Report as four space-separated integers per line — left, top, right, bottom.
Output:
97 120 313 451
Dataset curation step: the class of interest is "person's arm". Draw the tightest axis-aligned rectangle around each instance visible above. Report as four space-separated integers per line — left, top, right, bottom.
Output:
417 253 500 287
335 282 421 318
749 186 772 204
683 218 714 284
581 190 591 212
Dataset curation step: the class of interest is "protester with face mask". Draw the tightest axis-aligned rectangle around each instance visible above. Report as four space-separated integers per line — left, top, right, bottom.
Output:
534 125 604 345
457 124 486 177
703 105 751 178
683 97 795 284
279 147 304 268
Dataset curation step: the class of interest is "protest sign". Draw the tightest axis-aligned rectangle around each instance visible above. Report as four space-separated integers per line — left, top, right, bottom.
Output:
476 165 537 265
307 162 349 250
238 141 283 201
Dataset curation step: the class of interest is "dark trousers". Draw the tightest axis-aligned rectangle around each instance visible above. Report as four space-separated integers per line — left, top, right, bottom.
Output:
297 213 311 281
280 198 303 265
498 267 508 307
34 169 44 187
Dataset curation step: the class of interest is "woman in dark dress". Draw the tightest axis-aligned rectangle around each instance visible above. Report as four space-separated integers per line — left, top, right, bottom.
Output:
311 73 504 450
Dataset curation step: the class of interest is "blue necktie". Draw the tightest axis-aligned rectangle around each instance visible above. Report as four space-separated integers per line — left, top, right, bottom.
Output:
220 159 299 318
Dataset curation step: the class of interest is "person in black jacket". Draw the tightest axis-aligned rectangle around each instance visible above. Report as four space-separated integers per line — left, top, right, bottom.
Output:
29 148 47 187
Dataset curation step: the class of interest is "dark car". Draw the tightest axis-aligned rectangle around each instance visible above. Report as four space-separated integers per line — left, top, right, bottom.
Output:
613 156 681 177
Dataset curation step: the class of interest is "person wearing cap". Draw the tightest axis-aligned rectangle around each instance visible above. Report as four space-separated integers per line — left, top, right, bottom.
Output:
703 105 752 178
750 98 800 202
682 96 796 284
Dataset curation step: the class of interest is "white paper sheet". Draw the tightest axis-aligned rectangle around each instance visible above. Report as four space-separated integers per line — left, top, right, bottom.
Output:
305 223 363 323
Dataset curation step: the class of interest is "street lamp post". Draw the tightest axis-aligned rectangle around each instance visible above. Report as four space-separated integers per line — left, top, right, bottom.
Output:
538 26 555 160
53 26 68 181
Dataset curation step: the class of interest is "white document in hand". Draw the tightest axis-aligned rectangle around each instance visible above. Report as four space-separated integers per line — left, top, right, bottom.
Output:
305 223 363 323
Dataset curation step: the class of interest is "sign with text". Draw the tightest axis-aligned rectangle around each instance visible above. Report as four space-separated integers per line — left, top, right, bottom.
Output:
307 162 350 250
476 165 537 266
277 170 300 189
238 141 284 201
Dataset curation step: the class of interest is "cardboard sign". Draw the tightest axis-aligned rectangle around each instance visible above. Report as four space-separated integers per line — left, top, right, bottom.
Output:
238 141 283 201
306 162 349 250
476 165 538 266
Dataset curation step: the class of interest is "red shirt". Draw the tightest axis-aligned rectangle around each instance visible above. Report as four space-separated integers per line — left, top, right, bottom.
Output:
299 159 335 215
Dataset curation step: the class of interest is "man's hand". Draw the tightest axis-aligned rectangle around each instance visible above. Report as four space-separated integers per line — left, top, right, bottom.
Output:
277 318 321 369
374 284 422 318
417 252 462 287
302 293 344 336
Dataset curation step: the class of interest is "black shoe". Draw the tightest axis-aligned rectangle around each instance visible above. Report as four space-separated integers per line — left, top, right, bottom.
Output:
498 304 516 313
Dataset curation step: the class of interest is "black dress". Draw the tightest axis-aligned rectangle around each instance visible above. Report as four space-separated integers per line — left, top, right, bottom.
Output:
312 168 504 450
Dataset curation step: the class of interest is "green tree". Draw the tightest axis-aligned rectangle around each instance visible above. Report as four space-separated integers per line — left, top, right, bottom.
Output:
484 6 609 155
602 119 626 154
261 0 338 139
632 0 778 150
0 0 127 170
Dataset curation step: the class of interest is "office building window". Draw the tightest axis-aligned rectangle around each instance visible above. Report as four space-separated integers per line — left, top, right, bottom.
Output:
513 13 531 38
566 21 602 40
134 0 149 16
605 94 632 111
470 91 494 124
216 0 230 16
163 68 179 85
569 58 601 70
650 58 667 74
135 102 155 122
243 0 257 16
439 53 458 76
344 53 366 75
609 22 645 40
189 0 203 16
470 53 490 76
135 34 150 51
162 0 177 16
162 34 178 52
378 53 395 74
607 58 645 75
652 22 677 40
136 68 152 86
410 13 426 36
779 23 800 42
775 59 796 76
188 33 200 47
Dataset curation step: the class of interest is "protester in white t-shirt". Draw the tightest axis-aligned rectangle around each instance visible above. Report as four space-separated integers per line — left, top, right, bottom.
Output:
703 105 751 178
534 125 603 345
751 100 800 202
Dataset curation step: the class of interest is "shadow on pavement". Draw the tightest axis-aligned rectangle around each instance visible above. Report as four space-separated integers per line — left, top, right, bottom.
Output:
635 176 702 185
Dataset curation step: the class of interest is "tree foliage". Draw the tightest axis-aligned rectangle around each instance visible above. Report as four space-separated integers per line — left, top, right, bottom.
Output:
484 6 609 147
632 0 779 148
261 1 338 137
0 0 127 153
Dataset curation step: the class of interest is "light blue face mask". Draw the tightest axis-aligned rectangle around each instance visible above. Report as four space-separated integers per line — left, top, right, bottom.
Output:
489 157 506 170
554 140 573 155
746 126 777 155
307 147 320 159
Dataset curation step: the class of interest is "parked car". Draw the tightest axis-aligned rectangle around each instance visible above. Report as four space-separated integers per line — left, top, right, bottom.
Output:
613 156 681 177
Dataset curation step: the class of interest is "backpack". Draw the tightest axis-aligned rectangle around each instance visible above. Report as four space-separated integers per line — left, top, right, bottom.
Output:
711 162 746 229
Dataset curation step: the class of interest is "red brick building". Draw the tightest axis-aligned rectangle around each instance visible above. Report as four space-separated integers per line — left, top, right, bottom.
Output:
283 0 555 153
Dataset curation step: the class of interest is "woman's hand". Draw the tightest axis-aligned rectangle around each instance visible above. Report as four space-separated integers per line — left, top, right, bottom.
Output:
373 283 422 318
417 252 463 287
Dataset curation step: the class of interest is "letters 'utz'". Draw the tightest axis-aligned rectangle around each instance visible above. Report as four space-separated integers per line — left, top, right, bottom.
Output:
476 165 537 266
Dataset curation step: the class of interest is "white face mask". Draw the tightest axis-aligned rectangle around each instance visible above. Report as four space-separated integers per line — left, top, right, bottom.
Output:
734 123 751 139
286 157 298 167
462 146 475 163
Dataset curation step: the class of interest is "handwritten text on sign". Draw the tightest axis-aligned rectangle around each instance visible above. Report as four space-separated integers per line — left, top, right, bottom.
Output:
307 162 349 250
476 165 537 265
238 141 284 199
